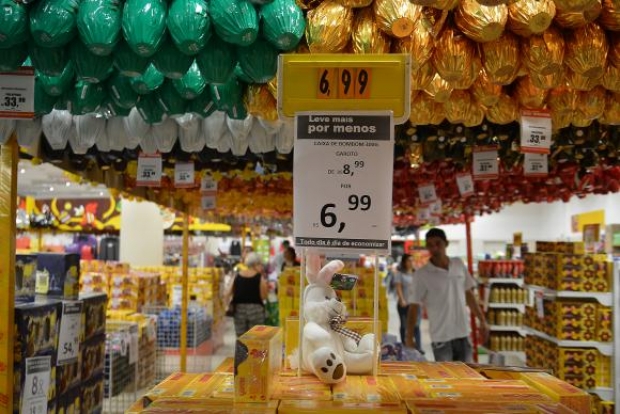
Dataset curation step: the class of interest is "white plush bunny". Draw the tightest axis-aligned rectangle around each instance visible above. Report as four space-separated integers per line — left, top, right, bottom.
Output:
292 254 375 384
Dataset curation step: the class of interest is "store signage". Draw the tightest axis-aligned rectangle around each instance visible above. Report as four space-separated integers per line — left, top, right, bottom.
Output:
174 162 195 188
200 175 217 211
535 291 545 319
472 147 499 180
513 232 523 247
523 152 548 177
278 54 411 124
293 112 394 253
417 208 431 223
418 183 437 205
456 173 475 197
57 302 82 365
21 356 51 414
0 67 35 119
201 195 216 210
429 200 442 216
520 110 552 154
137 154 162 187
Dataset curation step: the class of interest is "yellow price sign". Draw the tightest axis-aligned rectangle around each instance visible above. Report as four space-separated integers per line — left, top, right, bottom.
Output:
278 54 411 124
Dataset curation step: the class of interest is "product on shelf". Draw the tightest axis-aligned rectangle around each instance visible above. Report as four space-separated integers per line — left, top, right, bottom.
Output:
81 334 106 383
80 292 107 342
332 375 400 404
15 254 37 303
489 286 527 304
14 300 61 365
487 309 524 327
36 253 80 299
56 383 80 414
478 260 524 279
81 373 104 414
489 333 525 352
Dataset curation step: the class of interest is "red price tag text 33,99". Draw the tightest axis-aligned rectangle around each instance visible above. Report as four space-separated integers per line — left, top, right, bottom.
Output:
317 68 372 100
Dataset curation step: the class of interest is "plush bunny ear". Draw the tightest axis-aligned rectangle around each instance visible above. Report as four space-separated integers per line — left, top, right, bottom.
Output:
319 260 344 285
306 254 323 284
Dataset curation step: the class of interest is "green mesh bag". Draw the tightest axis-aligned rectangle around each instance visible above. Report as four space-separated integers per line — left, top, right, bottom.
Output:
210 76 243 112
233 63 253 84
237 38 278 83
136 94 166 124
71 41 114 83
29 43 69 77
157 79 187 116
70 81 107 114
30 0 80 48
0 0 29 48
187 89 216 117
0 43 29 72
152 36 194 79
108 72 139 109
37 62 75 97
260 0 305 51
101 97 131 116
196 36 236 85
77 0 123 56
167 0 211 56
113 40 151 78
209 0 258 46
122 0 168 58
172 61 206 100
35 79 58 115
130 64 165 95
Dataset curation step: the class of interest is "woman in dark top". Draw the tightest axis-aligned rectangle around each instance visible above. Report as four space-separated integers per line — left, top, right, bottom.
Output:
230 252 268 337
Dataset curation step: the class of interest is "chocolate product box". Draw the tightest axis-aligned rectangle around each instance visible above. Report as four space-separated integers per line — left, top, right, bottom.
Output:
14 300 61 364
36 253 80 300
15 254 37 303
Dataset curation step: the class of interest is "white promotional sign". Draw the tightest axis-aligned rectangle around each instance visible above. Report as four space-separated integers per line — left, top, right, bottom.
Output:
0 67 35 119
417 208 431 223
21 356 51 414
536 291 545 319
57 301 82 365
137 154 162 187
521 110 552 154
456 173 475 197
201 195 216 210
174 162 195 188
472 147 499 180
523 152 549 177
418 183 437 205
294 112 394 253
200 175 218 194
429 199 443 216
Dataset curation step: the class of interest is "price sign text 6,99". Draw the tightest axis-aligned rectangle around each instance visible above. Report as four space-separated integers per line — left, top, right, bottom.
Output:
317 68 372 100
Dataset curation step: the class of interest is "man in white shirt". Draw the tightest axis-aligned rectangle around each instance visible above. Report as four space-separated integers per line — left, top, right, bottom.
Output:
405 228 488 362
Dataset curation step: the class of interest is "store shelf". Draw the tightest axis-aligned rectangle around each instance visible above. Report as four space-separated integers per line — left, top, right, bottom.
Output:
526 285 613 306
479 346 526 361
587 387 614 401
489 325 526 335
524 327 614 356
488 303 525 312
483 278 524 287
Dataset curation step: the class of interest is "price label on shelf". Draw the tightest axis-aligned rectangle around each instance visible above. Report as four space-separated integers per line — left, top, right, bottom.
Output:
57 302 82 365
523 152 549 177
317 68 372 100
535 291 545 319
418 183 437 205
472 147 499 180
21 356 51 414
456 173 475 197
174 162 195 188
293 112 393 253
0 67 35 119
137 154 162 187
521 110 552 154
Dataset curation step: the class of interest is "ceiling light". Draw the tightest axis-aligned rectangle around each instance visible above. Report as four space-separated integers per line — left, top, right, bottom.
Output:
99 191 104 197
20 168 25 174
49 187 54 192
65 182 71 187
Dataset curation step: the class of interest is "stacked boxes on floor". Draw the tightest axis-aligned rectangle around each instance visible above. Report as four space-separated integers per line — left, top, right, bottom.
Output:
80 293 107 414
129 325 594 414
278 266 388 333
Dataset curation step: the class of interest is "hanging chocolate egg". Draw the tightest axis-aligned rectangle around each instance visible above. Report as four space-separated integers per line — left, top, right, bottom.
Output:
306 1 354 53
565 23 608 79
508 0 556 37
455 0 508 43
480 31 520 85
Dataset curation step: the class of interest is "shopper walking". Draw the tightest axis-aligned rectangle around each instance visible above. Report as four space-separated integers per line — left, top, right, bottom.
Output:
405 228 488 362
394 254 422 351
228 252 268 337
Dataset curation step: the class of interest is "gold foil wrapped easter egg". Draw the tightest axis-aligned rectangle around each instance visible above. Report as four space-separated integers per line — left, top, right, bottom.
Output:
335 0 372 8
565 23 609 79
267 77 278 100
445 90 474 124
432 24 478 83
410 61 435 90
600 0 620 30
296 0 324 10
508 0 556 37
602 92 620 124
548 86 578 115
434 0 460 11
352 7 392 54
245 84 278 121
553 0 598 11
603 61 620 91
574 86 606 123
424 73 453 102
478 0 510 5
450 54 481 89
306 1 354 53
472 69 503 106
610 34 620 67
373 0 422 38
529 67 565 89
521 26 565 76
552 112 573 129
410 92 444 124
485 94 519 124
480 32 520 85
455 0 508 43
565 67 602 90
391 18 434 71
464 104 486 126
515 75 549 109
555 0 601 28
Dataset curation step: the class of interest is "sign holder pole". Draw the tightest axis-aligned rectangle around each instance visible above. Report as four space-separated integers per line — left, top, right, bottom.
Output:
0 137 17 410
297 249 306 377
180 206 190 372
466 217 479 363
373 253 380 377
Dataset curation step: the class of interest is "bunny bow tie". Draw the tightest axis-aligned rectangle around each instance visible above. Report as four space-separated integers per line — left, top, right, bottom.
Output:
329 314 362 344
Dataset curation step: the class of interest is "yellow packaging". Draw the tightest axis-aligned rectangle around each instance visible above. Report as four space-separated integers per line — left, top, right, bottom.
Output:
234 325 282 402
214 357 235 375
211 374 235 400
516 372 592 414
143 373 201 406
414 362 460 379
140 398 278 413
386 374 429 399
272 375 332 400
125 399 144 413
178 373 222 399
407 400 578 413
379 362 429 377
332 375 400 404
278 400 408 414
439 362 486 379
